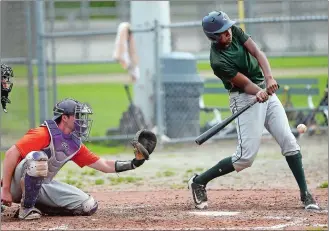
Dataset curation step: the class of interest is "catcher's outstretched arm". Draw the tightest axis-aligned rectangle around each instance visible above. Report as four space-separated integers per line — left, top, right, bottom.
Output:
87 129 157 173
88 158 145 173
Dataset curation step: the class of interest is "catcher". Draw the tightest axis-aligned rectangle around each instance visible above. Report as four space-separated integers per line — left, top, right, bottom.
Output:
1 63 14 113
1 98 157 220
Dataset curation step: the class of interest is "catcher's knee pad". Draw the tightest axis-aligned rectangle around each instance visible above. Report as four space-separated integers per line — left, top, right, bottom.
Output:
73 195 98 216
21 151 48 209
25 151 49 177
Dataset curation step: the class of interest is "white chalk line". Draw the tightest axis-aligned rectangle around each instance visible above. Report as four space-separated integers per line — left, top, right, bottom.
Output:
45 209 328 230
48 224 68 230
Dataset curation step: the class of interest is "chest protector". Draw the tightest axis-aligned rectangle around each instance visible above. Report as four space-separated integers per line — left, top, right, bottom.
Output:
42 120 81 182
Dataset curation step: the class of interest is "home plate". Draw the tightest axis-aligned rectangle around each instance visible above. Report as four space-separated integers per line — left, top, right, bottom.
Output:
189 211 240 217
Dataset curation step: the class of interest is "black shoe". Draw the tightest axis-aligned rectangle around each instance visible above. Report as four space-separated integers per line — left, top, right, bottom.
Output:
187 174 208 209
301 191 320 210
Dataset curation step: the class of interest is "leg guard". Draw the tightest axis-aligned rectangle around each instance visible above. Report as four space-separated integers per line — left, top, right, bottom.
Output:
36 195 98 216
19 151 48 220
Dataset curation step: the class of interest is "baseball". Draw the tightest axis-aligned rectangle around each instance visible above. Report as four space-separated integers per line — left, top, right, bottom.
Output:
297 124 307 133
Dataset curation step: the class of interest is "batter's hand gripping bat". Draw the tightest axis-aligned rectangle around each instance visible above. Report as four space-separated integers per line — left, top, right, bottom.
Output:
195 100 257 145
195 86 279 145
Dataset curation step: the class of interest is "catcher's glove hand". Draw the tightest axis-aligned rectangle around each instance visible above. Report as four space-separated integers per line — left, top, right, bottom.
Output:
131 129 157 160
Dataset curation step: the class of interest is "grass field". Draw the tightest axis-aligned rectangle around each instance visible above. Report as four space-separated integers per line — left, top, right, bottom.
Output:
2 74 327 153
1 56 328 155
10 56 328 78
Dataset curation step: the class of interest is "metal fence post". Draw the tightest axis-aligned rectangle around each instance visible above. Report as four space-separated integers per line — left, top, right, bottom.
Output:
49 0 57 107
25 1 36 129
35 0 48 123
154 19 164 147
0 1 2 151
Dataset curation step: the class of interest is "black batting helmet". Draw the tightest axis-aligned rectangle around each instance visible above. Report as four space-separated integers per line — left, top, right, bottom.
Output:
202 11 236 43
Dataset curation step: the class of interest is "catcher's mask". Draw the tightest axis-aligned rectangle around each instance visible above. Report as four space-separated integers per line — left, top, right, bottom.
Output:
202 11 236 44
1 63 14 92
52 98 93 141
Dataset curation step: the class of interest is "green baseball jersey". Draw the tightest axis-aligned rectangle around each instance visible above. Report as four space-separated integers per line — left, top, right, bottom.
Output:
210 25 264 91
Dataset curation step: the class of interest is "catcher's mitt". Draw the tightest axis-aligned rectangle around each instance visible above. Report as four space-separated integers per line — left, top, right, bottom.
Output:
131 129 157 160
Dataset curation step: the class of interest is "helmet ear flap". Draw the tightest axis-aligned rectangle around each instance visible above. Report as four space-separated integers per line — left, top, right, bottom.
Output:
204 31 220 43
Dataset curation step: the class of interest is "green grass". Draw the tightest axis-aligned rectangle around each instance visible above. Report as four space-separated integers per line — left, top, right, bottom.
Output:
10 56 328 78
197 56 328 71
2 83 132 138
12 63 126 78
319 181 328 188
108 176 143 185
2 72 327 155
53 1 116 8
95 178 105 185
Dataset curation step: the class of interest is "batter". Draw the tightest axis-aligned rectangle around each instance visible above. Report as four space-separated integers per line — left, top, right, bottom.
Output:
188 11 320 211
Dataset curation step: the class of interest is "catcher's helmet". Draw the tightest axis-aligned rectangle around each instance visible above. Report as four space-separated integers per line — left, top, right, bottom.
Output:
53 98 93 141
1 63 14 91
202 11 236 43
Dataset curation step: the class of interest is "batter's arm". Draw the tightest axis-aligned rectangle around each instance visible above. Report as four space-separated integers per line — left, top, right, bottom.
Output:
230 72 269 102
243 38 272 79
243 38 279 95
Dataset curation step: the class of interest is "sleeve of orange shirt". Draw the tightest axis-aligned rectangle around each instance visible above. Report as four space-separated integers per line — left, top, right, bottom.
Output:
71 144 100 168
15 126 51 159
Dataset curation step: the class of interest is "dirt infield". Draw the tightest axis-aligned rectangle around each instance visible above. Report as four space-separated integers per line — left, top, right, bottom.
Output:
1 189 327 230
1 135 328 230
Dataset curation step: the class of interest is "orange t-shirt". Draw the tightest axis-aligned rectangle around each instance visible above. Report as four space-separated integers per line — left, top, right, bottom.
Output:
15 126 100 168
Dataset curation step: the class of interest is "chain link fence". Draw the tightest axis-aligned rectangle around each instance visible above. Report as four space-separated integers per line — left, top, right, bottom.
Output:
0 0 328 151
0 1 36 151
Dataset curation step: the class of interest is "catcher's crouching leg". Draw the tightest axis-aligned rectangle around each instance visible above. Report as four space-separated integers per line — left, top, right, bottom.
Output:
36 195 98 216
19 151 48 220
72 195 98 216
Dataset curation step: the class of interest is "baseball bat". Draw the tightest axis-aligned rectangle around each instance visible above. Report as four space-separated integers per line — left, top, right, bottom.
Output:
195 84 280 145
195 100 257 145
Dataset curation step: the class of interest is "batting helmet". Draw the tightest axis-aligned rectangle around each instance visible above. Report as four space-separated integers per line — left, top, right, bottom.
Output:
202 11 236 43
53 98 93 141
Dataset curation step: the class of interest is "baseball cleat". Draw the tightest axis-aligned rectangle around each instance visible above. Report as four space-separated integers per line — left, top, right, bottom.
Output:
18 207 42 220
301 192 320 210
188 174 208 209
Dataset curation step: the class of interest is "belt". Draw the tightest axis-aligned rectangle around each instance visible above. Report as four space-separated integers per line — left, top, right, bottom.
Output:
229 81 266 93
